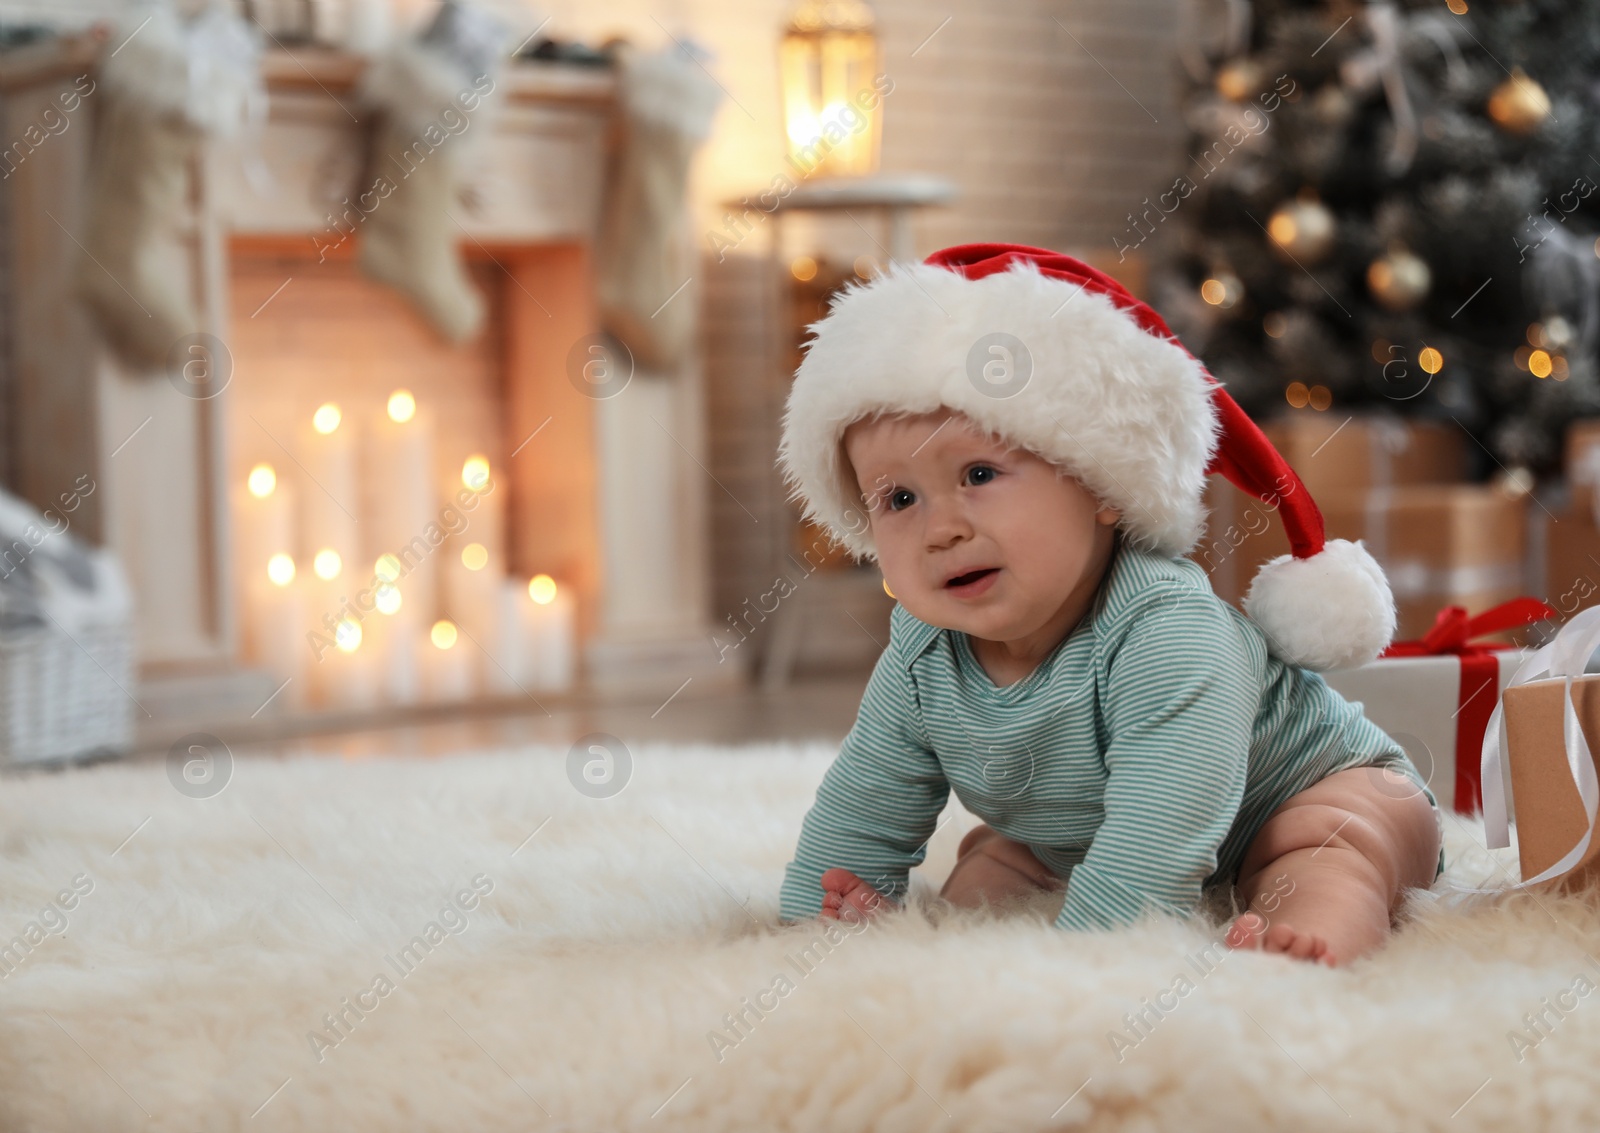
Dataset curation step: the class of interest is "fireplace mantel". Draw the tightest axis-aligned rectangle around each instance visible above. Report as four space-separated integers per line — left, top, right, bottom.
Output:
0 36 730 735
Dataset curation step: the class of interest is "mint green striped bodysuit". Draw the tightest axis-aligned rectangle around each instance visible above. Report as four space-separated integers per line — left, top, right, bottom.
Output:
778 531 1445 932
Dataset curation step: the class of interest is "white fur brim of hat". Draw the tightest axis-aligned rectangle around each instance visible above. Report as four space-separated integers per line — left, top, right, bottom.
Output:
777 257 1220 563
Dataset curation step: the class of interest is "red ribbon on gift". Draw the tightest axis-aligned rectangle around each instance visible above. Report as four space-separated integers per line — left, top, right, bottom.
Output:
1378 598 1560 813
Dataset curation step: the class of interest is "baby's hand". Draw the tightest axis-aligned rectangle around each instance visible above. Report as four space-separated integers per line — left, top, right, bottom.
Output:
820 868 895 922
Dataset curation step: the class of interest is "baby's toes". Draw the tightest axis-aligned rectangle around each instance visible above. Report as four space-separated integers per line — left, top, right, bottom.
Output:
1263 923 1300 955
1284 928 1325 961
1224 912 1268 950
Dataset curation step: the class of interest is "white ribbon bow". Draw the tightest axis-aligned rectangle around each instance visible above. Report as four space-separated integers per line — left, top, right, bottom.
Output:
1479 604 1600 886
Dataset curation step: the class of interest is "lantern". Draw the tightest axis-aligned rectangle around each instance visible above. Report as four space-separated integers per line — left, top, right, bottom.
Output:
778 0 882 179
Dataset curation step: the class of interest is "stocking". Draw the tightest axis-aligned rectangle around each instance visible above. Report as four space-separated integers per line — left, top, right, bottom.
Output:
77 3 261 371
77 98 203 370
357 6 504 343
597 43 723 372
359 112 484 343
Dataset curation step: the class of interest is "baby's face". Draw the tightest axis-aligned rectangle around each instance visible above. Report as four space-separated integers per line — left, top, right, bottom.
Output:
843 407 1120 643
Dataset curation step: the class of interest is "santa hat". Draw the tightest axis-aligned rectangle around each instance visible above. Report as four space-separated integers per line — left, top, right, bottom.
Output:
776 242 1396 672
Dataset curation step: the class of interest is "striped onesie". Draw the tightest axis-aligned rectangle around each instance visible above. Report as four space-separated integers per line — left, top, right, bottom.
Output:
778 531 1444 932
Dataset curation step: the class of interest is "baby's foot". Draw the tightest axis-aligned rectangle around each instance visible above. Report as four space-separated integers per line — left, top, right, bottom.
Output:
1224 912 1335 966
820 868 893 923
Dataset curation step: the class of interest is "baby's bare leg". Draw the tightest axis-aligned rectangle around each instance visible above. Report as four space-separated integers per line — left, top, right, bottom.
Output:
1226 765 1442 966
818 824 1062 924
938 824 1064 911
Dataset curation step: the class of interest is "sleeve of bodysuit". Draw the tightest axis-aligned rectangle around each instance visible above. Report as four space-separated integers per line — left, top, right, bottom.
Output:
1055 582 1258 932
778 642 950 923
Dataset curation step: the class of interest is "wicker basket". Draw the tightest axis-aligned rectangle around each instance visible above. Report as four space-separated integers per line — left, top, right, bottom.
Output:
0 616 134 766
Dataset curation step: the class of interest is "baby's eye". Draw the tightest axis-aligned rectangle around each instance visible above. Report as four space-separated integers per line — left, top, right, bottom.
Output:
965 464 998 486
887 488 915 511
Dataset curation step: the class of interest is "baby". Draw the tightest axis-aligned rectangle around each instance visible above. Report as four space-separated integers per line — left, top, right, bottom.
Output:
773 243 1445 966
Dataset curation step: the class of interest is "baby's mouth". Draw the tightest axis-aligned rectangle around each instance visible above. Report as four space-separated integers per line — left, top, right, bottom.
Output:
945 567 999 589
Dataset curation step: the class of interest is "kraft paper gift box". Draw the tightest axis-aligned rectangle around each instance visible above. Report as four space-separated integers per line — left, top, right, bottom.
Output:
1196 481 1529 642
1540 497 1600 620
1501 675 1600 888
1262 412 1466 502
1193 414 1465 609
1564 418 1600 526
1321 600 1556 814
1319 484 1529 642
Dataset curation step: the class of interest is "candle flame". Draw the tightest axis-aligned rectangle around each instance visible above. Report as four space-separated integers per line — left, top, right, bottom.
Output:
335 618 362 652
313 548 342 580
267 553 295 587
528 574 557 605
462 454 491 492
387 389 417 423
313 403 342 434
247 463 276 498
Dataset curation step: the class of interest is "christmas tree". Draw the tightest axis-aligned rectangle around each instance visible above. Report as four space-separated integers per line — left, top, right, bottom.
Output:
1152 0 1600 477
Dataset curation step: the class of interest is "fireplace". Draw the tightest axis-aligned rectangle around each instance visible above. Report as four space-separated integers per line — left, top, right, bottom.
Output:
0 37 730 733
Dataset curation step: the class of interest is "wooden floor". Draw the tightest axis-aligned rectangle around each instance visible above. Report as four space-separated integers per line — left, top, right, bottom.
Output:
122 671 872 763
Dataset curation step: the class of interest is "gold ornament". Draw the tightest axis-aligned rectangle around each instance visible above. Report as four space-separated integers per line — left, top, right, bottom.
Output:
1487 67 1550 135
1200 271 1245 311
1367 247 1432 312
1267 196 1337 264
1215 58 1266 102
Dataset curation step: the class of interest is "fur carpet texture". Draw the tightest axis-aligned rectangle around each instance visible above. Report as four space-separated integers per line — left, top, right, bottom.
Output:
2 741 1599 1133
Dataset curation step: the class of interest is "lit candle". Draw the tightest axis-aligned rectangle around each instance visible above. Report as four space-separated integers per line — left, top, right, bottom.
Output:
298 402 360 585
421 618 475 700
313 614 379 711
365 391 439 632
526 573 576 691
443 535 498 674
487 573 576 693
242 551 307 712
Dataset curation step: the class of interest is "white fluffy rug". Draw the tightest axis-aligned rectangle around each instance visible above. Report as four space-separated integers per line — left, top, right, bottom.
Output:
2 741 1600 1132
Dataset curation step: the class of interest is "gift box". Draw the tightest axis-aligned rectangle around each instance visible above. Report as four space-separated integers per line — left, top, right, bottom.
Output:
1319 484 1528 641
1263 412 1466 502
1563 418 1600 526
1196 480 1531 641
1501 676 1600 887
1539 495 1600 620
1321 600 1555 814
1485 604 1600 890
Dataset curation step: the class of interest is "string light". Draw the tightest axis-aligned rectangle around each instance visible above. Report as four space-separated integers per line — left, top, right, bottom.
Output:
247 463 276 498
461 543 488 571
431 620 459 649
375 584 402 615
374 553 402 582
313 402 342 434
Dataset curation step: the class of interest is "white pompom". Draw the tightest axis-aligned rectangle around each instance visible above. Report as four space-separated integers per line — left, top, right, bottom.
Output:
1242 539 1397 672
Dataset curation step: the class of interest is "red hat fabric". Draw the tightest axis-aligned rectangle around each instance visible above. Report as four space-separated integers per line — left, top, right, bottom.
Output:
777 241 1397 670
